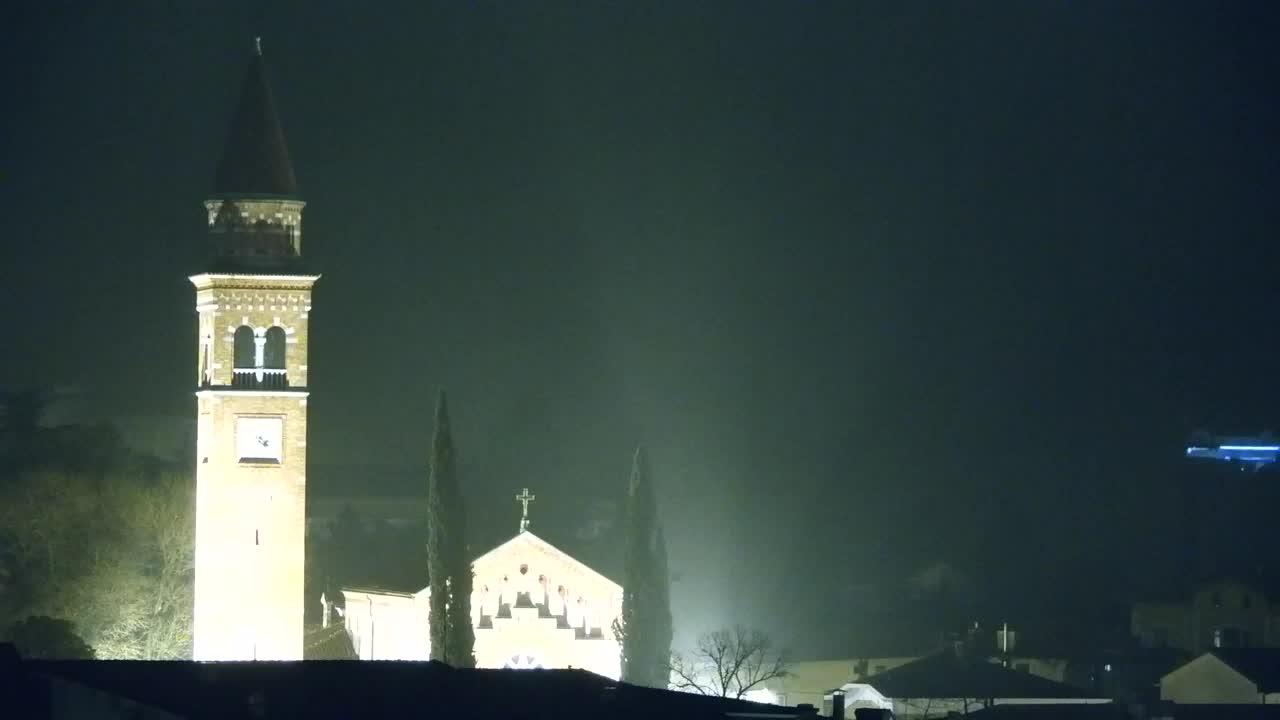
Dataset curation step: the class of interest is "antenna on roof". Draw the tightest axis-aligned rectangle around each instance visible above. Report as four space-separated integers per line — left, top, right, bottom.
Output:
254 37 262 56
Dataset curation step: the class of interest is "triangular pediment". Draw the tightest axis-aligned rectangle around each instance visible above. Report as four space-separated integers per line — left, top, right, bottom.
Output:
472 531 621 595
341 531 621 599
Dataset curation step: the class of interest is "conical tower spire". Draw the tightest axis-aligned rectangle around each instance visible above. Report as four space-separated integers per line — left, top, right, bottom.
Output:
204 39 306 268
213 38 297 197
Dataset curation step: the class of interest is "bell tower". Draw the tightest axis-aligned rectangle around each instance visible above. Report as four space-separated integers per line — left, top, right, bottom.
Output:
191 40 318 661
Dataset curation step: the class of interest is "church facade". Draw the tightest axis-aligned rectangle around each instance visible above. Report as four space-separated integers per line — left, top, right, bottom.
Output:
191 41 317 661
343 523 623 678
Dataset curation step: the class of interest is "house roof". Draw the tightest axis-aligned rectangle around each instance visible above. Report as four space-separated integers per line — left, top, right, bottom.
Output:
1152 706 1280 719
303 624 357 660
968 704 1280 720
213 42 298 198
861 651 1103 700
962 704 1126 720
342 586 418 599
8 651 815 720
1208 648 1280 693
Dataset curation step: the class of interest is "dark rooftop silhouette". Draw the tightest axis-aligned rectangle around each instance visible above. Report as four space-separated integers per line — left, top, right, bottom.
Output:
965 703 1280 720
860 650 1103 701
3 646 818 720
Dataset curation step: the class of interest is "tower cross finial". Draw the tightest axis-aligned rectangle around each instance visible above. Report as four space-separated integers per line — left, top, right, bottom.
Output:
516 488 535 533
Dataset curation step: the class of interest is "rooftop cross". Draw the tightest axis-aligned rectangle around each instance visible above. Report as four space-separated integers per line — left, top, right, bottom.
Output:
516 488 535 533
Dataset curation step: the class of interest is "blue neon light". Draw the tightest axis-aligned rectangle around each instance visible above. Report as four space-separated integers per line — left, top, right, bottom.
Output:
1185 439 1279 470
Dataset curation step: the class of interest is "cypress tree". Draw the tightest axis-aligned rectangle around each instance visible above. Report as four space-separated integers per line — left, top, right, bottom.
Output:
652 524 673 684
426 390 474 666
449 478 475 667
617 446 672 687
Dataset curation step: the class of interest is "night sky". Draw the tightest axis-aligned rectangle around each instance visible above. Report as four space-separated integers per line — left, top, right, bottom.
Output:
5 1 1280 656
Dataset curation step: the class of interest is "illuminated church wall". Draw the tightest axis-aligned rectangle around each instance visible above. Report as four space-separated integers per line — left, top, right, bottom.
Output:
343 590 430 661
342 531 623 678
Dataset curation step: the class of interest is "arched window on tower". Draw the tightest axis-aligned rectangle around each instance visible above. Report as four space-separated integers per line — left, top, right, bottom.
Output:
233 326 256 388
199 335 213 386
264 327 286 369
233 326 255 368
262 327 288 389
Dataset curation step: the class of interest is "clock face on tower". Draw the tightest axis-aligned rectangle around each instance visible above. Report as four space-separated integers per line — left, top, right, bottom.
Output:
236 416 284 464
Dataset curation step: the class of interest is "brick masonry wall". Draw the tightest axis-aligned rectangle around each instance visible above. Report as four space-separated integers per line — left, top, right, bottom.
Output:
191 274 317 661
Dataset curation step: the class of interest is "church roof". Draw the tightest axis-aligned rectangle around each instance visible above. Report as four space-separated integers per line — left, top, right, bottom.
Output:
303 623 358 660
213 40 298 198
343 586 418 599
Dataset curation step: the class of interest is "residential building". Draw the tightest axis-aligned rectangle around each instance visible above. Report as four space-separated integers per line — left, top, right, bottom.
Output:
1132 579 1280 653
1160 648 1280 704
857 650 1111 719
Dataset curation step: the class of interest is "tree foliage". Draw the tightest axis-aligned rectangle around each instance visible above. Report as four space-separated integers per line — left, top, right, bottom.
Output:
426 390 474 666
6 615 95 659
0 466 194 659
616 446 673 687
669 625 790 699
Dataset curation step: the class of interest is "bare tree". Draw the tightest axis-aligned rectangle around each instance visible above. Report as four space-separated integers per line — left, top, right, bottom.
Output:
0 469 193 659
669 625 790 699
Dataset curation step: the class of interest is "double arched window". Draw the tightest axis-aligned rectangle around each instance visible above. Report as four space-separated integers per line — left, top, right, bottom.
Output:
231 325 289 389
